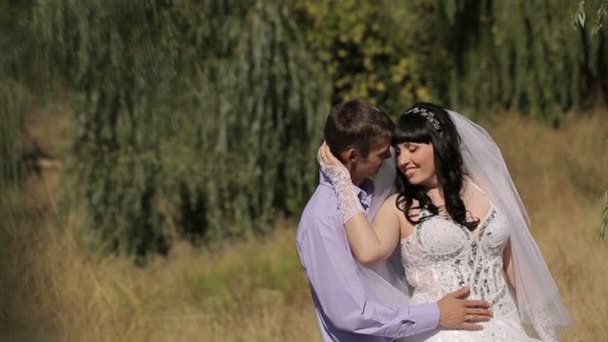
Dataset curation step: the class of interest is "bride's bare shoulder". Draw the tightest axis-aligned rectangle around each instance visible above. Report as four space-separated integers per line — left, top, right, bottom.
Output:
382 194 421 219
383 194 418 236
382 194 401 211
461 177 492 215
383 193 421 208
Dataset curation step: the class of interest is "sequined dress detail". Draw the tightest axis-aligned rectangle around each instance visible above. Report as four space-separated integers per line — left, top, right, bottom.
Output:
399 205 540 341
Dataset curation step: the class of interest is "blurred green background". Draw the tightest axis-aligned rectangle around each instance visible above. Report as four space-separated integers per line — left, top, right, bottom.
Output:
0 1 607 341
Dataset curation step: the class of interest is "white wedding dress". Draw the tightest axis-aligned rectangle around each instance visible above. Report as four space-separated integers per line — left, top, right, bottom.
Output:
321 108 571 341
399 203 540 341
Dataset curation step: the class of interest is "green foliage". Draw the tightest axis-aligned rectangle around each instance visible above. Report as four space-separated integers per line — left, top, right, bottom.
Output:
576 0 608 33
574 0 608 239
0 0 35 190
0 80 25 191
4 0 607 254
32 0 330 257
292 0 608 118
291 0 444 115
439 0 608 119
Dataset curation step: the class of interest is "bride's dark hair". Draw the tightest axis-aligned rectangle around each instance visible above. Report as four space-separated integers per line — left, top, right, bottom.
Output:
393 102 479 230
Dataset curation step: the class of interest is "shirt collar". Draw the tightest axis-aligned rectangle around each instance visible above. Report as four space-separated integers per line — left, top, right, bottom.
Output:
319 170 375 207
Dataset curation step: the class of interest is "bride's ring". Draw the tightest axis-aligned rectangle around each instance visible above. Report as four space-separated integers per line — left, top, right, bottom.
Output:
467 314 473 322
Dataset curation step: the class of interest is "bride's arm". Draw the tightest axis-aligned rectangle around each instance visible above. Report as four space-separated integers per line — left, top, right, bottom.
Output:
318 143 402 265
503 240 516 291
343 196 402 265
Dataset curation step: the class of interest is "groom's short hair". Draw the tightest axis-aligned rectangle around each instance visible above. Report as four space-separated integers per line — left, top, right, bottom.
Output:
324 99 393 158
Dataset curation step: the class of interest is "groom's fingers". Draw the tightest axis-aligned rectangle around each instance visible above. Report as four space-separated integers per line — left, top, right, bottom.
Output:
466 307 493 317
321 143 330 160
319 143 341 166
470 314 491 322
317 143 328 163
447 287 470 298
463 299 491 308
317 143 326 159
460 323 484 331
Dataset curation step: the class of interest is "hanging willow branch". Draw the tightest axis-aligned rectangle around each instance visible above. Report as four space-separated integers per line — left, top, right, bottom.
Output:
438 0 608 119
0 0 38 191
32 0 330 257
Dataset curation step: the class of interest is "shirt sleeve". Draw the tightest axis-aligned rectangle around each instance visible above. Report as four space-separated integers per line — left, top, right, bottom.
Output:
297 215 440 338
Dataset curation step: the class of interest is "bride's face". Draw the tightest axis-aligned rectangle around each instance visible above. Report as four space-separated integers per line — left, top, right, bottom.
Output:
395 142 437 186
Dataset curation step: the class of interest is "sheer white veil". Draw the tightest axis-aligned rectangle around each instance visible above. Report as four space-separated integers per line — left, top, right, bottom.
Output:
358 147 411 305
363 109 572 337
359 147 410 305
446 110 572 334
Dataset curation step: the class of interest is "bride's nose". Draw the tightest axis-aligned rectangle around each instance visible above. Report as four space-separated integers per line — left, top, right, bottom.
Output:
397 153 410 169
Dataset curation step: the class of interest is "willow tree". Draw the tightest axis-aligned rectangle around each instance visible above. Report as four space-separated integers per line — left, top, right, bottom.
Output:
32 0 330 257
576 0 608 239
0 0 32 191
291 0 608 119
290 0 453 116
0 81 24 191
438 0 608 120
576 0 608 32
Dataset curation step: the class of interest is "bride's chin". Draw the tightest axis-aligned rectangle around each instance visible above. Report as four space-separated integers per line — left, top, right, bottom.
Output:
405 175 432 187
406 176 421 185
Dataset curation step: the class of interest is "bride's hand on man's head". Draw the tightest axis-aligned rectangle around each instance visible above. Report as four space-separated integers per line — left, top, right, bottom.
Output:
317 142 346 168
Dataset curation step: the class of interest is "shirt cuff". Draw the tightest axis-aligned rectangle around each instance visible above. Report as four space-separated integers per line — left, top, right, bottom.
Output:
403 303 440 335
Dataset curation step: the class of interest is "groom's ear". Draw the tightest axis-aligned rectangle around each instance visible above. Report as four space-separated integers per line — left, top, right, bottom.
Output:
342 148 358 166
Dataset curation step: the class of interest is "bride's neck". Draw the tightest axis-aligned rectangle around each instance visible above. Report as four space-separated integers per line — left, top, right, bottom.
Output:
425 187 445 206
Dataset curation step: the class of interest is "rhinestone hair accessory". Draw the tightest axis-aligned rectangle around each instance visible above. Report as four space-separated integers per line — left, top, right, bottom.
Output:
406 106 443 134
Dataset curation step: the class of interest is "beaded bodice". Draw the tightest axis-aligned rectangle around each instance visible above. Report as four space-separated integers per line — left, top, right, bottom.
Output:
400 205 517 317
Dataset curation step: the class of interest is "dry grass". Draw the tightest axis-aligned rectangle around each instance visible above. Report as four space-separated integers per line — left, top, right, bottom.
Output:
0 112 607 341
0 178 318 342
487 112 608 341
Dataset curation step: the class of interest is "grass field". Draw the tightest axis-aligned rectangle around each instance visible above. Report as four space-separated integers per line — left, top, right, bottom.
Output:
1 111 607 341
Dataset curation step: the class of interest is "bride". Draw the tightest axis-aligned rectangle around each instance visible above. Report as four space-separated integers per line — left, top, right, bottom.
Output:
318 103 572 341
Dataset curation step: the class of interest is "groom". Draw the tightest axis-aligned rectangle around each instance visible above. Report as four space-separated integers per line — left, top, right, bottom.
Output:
296 99 492 341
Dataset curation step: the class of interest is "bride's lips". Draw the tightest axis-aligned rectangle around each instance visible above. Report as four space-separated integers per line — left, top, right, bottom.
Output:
404 168 417 178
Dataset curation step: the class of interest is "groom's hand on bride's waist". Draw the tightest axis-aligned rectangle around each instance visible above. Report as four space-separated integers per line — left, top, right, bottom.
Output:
436 287 492 331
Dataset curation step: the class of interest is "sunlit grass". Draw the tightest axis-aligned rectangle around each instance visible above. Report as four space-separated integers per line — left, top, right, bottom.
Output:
1 112 607 341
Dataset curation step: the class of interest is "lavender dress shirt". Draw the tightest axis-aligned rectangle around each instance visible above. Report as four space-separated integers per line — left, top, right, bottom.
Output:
296 172 440 341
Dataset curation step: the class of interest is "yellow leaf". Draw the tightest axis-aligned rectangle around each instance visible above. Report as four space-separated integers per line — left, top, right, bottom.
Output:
415 87 430 101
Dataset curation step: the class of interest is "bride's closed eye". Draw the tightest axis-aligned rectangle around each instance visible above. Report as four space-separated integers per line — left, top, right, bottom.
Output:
406 145 419 152
404 144 419 152
395 144 419 154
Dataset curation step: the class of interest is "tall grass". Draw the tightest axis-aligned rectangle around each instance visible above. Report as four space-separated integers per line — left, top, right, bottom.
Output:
601 194 608 239
0 112 607 341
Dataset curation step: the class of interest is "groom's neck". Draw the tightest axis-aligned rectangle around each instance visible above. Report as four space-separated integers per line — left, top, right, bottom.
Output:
351 174 366 187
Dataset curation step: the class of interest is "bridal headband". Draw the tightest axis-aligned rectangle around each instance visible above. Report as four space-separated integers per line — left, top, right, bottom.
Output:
405 106 442 134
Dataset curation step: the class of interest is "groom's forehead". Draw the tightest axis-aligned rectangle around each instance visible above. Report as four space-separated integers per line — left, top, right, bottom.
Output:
370 136 391 150
372 134 391 145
